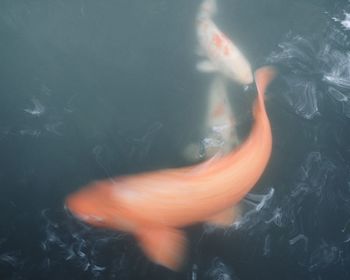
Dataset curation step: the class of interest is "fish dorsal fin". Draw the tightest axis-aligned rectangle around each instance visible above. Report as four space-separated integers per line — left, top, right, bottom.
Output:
205 206 240 227
136 227 187 271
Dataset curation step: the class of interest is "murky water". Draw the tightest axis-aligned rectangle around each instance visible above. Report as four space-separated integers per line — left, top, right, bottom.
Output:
1 0 350 279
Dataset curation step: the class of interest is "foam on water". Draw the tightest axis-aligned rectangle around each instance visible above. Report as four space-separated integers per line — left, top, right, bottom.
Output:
267 8 350 120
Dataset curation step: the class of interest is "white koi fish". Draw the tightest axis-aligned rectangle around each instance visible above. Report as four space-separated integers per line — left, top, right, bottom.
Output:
203 76 239 156
196 0 253 85
184 0 251 162
183 76 239 162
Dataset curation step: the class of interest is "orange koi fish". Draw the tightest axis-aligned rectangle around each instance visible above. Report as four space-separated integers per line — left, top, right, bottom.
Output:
196 0 253 84
66 67 276 271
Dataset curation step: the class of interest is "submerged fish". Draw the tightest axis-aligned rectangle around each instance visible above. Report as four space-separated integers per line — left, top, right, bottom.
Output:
185 0 251 162
202 76 240 156
66 66 276 271
183 76 239 162
185 0 253 162
196 0 253 85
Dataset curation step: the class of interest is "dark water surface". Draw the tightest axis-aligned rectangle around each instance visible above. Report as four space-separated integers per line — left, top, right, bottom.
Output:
1 0 350 279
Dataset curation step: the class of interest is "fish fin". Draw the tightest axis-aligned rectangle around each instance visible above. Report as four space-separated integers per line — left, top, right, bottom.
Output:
254 66 276 96
137 227 187 271
206 206 240 227
197 60 217 72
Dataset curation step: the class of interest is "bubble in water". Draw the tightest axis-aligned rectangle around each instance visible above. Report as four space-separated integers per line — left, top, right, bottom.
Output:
24 97 45 116
205 258 238 280
289 234 309 252
308 242 341 272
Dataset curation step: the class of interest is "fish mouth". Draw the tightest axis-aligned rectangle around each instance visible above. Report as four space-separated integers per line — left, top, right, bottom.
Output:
63 202 80 219
64 197 86 219
64 201 105 225
64 202 87 220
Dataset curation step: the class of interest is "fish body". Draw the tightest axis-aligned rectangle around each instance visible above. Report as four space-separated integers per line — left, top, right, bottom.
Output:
183 76 238 162
66 67 275 270
184 0 250 162
203 76 239 155
196 0 253 85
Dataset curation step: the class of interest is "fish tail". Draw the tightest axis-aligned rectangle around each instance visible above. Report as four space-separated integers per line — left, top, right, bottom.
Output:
198 0 217 20
254 66 276 101
136 227 187 271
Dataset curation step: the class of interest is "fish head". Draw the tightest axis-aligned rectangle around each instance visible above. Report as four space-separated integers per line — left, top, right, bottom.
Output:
65 179 136 232
231 64 254 85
